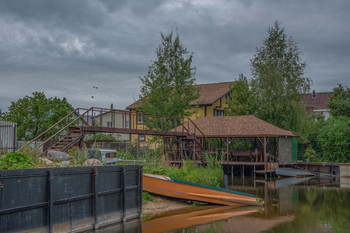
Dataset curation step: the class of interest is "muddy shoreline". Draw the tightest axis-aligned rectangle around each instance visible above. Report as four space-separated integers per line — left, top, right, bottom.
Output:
142 195 191 215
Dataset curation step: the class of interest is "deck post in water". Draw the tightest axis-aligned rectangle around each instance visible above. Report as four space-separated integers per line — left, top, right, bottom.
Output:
254 165 256 179
224 175 228 189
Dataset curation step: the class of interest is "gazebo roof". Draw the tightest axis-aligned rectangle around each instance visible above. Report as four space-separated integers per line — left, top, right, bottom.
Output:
182 115 297 137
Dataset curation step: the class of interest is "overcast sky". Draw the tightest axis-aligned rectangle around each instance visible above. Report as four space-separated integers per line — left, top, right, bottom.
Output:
1 0 349 112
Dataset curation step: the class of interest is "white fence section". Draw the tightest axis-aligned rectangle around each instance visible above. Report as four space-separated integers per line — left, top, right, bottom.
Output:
0 121 17 153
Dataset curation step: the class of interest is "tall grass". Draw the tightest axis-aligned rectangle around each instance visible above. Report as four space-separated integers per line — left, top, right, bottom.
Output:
143 152 224 187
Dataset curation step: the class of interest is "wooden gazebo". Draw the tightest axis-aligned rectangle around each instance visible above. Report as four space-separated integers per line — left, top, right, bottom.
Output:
164 115 298 175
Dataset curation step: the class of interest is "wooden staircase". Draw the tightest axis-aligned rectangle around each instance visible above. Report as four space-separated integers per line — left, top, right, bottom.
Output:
49 127 84 152
180 137 206 163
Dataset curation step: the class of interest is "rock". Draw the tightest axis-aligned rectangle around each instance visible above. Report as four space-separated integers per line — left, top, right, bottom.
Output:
83 159 103 167
58 160 70 167
40 157 54 166
47 150 71 161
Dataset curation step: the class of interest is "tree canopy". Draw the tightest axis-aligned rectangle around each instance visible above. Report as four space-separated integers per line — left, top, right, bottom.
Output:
227 21 312 133
139 31 199 118
1 92 72 140
328 83 350 118
225 74 256 116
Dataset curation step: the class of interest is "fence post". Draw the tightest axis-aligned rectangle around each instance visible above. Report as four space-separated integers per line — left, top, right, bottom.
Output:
122 167 126 222
138 167 143 218
93 168 99 229
48 170 54 233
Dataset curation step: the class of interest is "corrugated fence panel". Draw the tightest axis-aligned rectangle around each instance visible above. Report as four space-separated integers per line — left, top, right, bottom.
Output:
0 121 17 153
0 166 142 233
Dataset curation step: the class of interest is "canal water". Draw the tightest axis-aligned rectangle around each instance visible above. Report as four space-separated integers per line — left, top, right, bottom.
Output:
141 176 350 233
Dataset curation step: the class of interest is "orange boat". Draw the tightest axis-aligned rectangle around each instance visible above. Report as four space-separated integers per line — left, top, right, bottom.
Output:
143 174 263 206
143 205 261 233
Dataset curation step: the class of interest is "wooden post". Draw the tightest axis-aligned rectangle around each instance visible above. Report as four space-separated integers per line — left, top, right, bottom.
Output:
226 137 229 163
264 137 267 174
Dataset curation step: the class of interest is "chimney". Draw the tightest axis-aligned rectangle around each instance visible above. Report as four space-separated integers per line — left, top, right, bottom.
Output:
312 90 316 98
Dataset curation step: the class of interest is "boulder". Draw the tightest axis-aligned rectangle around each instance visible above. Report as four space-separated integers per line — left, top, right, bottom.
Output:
58 160 71 167
83 159 103 167
40 157 54 166
47 150 71 161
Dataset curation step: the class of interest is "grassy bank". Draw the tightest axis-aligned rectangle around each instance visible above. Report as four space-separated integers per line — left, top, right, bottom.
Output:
143 153 224 188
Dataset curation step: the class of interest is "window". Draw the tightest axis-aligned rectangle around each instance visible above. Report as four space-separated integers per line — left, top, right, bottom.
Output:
214 109 224 117
107 121 112 127
137 115 143 124
139 135 145 141
225 92 231 103
105 152 116 158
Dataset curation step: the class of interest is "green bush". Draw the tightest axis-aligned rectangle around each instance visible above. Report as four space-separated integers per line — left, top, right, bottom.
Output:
0 151 35 170
318 116 350 162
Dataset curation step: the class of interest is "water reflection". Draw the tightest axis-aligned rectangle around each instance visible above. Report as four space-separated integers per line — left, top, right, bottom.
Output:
143 205 261 233
142 176 350 233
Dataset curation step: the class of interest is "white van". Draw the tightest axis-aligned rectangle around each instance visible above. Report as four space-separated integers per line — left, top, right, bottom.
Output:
88 149 118 165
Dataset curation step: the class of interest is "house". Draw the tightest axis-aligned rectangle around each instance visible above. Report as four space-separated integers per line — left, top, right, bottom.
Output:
125 81 236 141
93 109 130 141
302 90 332 120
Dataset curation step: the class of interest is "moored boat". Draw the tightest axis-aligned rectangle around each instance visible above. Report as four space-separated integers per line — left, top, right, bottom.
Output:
143 174 263 206
275 167 315 177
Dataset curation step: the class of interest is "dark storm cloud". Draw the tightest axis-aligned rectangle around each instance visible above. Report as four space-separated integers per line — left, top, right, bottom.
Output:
0 0 349 112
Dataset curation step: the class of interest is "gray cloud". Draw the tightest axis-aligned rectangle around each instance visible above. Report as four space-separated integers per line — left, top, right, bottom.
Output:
1 0 349 112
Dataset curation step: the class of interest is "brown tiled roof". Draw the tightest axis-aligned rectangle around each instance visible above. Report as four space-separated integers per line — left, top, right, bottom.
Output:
126 98 143 110
190 81 235 105
302 91 332 114
125 81 235 110
177 115 297 137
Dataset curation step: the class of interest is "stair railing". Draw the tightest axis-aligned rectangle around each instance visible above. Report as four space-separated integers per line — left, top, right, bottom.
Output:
17 107 92 153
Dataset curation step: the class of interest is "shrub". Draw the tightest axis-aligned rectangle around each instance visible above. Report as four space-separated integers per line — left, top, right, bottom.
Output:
0 151 35 169
318 116 350 162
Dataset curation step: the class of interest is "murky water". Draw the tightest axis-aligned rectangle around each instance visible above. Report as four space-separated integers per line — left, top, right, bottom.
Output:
142 176 350 233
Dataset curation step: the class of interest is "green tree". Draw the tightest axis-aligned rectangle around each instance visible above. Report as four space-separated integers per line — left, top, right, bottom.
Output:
1 92 72 140
328 83 350 118
227 21 312 133
139 31 200 119
318 116 350 162
225 74 256 116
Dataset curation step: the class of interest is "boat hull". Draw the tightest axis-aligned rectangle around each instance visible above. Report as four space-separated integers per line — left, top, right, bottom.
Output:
143 174 263 206
275 167 315 177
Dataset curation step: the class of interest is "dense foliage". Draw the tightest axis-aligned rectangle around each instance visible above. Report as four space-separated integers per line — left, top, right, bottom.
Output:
0 151 35 170
1 92 72 140
328 83 350 118
227 21 311 134
298 84 350 162
225 74 256 116
318 116 350 162
139 31 200 119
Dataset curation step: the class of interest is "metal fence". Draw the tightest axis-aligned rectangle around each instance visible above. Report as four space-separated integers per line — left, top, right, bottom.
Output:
0 165 142 233
0 121 17 154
